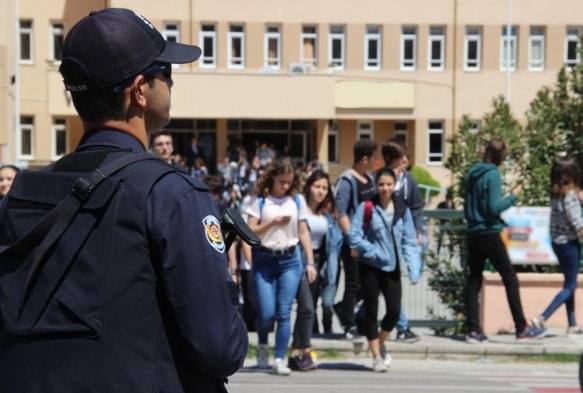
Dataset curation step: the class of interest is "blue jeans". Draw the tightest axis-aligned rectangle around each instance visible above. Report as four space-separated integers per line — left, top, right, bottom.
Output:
543 240 581 327
253 248 302 359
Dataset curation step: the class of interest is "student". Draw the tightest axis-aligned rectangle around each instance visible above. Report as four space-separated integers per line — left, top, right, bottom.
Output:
0 165 20 201
334 139 379 350
464 137 546 343
289 170 343 371
246 158 317 376
348 167 420 372
532 158 583 335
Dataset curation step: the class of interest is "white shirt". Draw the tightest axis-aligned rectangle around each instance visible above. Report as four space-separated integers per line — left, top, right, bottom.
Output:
306 214 328 250
246 194 309 250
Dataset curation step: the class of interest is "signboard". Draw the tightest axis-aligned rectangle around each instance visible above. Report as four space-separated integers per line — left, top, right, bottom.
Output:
500 207 558 265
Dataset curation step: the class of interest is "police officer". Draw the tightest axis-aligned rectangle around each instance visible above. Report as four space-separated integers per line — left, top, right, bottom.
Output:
0 8 247 393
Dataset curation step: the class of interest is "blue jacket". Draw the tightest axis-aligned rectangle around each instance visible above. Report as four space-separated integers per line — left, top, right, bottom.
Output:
335 169 375 221
347 197 421 282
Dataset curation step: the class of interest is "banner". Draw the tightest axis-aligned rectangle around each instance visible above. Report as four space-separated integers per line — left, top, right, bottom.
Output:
500 207 558 265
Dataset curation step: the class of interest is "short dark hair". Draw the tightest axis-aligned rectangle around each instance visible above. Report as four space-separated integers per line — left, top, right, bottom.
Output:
59 59 127 122
483 137 509 166
353 139 379 163
381 138 406 164
551 158 580 198
150 130 172 145
374 167 397 184
203 175 224 194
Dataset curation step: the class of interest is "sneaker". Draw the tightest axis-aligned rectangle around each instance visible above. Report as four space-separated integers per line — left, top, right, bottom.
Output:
257 344 270 369
372 357 388 373
568 328 583 338
531 316 545 329
272 358 291 376
466 331 489 344
379 345 393 367
396 328 421 343
287 355 302 371
300 353 318 371
346 326 365 355
516 326 547 341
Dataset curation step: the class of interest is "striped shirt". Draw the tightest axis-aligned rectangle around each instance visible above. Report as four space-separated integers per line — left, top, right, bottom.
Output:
550 190 583 244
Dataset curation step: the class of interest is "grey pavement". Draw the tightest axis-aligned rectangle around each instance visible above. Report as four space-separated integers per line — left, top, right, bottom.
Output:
229 358 580 393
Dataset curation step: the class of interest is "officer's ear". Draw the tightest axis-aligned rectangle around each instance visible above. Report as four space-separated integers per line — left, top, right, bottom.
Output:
129 75 148 109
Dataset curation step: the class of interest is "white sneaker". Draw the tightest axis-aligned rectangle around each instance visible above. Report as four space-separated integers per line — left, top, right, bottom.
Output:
379 345 392 367
272 358 291 376
372 357 388 373
257 344 269 369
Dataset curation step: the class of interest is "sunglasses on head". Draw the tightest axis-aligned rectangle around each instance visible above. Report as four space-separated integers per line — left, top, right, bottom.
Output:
113 63 172 94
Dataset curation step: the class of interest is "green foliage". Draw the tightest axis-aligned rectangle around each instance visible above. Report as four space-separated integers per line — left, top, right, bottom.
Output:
410 165 441 198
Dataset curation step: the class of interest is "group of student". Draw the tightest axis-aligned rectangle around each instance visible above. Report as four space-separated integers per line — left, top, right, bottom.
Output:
236 134 583 376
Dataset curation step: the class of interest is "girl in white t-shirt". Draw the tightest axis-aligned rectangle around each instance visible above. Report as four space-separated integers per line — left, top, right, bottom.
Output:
245 158 317 376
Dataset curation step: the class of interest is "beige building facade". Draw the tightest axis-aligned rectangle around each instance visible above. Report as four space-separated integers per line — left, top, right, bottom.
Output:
0 0 582 186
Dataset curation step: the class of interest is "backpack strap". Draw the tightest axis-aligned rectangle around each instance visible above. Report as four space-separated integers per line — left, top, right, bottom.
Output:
294 193 301 211
362 200 374 235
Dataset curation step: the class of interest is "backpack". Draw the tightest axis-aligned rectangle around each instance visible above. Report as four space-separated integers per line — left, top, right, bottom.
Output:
362 200 374 235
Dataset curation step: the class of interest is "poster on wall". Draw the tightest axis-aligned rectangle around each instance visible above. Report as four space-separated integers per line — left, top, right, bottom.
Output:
500 207 558 265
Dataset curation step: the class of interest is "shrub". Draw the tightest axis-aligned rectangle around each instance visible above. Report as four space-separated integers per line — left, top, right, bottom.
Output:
410 165 441 198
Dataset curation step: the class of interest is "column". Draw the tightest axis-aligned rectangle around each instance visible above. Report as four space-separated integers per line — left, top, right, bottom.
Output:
216 118 227 160
315 119 329 172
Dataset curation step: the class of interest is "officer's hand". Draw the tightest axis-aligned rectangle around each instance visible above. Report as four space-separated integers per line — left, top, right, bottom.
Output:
306 264 318 283
230 272 239 284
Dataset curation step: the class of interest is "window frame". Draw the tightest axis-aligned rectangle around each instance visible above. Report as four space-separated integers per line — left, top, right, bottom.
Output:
528 26 545 71
328 25 345 70
400 26 417 71
49 22 65 63
393 122 408 147
328 120 338 163
357 120 374 140
427 121 444 165
464 26 482 71
20 116 34 160
565 27 581 68
264 25 282 69
200 24 217 69
162 22 181 69
51 118 67 160
227 24 245 69
428 26 445 71
364 26 382 71
500 26 518 72
300 26 318 68
19 20 33 64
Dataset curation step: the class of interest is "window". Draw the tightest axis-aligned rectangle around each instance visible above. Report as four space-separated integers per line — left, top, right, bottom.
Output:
20 116 34 159
228 24 245 69
428 121 444 164
428 27 445 71
328 26 345 70
357 121 373 140
52 119 67 159
365 26 381 70
328 120 338 163
50 22 65 62
464 27 482 71
163 23 180 68
301 26 317 67
500 26 518 71
200 24 217 68
400 26 417 71
394 122 408 146
469 120 481 134
565 27 581 68
529 27 545 71
264 25 281 69
19 20 33 63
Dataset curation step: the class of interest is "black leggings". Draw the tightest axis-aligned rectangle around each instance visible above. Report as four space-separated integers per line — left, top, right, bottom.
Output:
359 262 401 341
292 252 320 349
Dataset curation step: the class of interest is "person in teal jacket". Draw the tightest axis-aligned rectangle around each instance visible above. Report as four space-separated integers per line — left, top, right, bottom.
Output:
464 137 546 344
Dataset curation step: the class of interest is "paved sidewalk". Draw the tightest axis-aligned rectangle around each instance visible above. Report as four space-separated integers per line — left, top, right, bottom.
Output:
247 327 583 357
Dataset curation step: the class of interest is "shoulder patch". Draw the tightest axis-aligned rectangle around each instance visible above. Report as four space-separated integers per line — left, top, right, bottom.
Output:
203 215 225 253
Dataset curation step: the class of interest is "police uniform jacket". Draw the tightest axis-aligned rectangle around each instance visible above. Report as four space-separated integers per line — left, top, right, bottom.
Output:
0 130 248 393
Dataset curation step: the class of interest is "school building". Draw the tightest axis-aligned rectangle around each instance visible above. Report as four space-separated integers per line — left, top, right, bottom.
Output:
1 0 582 186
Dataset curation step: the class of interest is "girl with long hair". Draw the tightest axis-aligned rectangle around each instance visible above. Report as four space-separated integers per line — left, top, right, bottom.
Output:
348 167 420 372
288 170 343 371
532 158 583 335
245 158 317 376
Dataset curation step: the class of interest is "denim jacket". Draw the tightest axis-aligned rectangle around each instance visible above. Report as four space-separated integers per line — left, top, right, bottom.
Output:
300 213 343 307
347 199 421 283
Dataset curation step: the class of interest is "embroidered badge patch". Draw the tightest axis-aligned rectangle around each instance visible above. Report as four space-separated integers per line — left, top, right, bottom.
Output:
203 215 225 253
